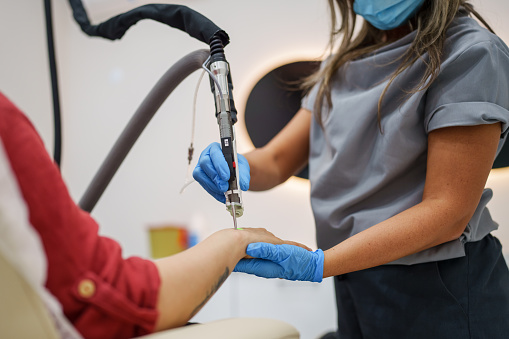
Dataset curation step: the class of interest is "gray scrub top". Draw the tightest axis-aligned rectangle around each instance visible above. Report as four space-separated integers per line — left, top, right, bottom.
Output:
302 12 509 264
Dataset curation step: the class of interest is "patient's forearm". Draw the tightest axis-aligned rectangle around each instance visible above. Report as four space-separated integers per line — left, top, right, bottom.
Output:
153 229 244 330
152 227 303 331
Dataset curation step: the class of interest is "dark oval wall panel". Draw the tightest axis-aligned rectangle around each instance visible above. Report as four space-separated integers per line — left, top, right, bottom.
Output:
244 61 320 179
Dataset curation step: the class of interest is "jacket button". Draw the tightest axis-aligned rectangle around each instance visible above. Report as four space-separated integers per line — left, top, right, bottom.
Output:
78 279 96 298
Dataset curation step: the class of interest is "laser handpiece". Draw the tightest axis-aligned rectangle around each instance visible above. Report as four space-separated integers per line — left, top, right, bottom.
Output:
206 38 243 228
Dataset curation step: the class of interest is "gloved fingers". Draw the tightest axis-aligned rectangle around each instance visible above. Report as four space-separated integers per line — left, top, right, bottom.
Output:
192 166 226 203
193 164 227 194
193 143 229 194
208 142 231 182
245 243 292 262
199 147 229 192
237 154 250 191
241 243 325 282
234 258 285 279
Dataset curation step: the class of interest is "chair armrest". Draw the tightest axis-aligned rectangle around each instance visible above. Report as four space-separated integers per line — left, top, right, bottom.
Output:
137 317 299 339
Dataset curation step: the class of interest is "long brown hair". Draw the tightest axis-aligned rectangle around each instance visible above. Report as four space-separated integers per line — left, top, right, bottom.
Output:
304 0 494 131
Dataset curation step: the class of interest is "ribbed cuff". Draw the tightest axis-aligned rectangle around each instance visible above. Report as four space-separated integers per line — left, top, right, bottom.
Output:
312 249 324 283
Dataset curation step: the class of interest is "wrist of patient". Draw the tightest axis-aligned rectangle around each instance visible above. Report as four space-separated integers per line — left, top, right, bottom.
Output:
212 228 250 261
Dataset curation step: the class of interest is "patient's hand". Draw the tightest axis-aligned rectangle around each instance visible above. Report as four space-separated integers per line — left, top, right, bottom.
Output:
236 227 312 255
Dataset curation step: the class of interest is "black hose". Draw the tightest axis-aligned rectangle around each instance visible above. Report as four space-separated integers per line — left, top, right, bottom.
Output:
68 1 229 46
78 49 210 213
209 35 226 57
44 0 62 167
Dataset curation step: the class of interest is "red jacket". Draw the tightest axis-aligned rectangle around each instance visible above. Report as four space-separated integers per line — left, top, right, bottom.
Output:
0 92 160 338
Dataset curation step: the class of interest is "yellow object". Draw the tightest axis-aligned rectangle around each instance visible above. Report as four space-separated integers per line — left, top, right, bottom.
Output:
78 279 95 298
148 226 188 259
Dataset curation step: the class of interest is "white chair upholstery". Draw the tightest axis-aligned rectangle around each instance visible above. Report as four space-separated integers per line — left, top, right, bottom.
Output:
138 318 299 339
0 252 60 339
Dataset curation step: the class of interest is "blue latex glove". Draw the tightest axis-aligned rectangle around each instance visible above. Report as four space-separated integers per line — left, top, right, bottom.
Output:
192 142 250 203
234 243 324 282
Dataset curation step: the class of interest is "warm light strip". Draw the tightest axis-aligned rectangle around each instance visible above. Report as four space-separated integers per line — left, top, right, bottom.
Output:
488 167 509 185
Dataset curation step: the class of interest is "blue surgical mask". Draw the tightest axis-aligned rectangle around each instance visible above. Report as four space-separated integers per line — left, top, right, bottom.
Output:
353 0 426 31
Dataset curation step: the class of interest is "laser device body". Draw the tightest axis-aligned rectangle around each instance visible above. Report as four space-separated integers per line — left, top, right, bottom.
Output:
207 39 243 228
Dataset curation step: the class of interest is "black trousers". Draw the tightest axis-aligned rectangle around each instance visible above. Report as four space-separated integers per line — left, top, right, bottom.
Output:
333 234 509 338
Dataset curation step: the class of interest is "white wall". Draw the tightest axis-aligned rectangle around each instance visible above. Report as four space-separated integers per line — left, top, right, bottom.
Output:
1 1 509 338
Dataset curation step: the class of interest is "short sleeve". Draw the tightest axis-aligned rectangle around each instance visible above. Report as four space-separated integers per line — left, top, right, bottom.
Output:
424 40 509 137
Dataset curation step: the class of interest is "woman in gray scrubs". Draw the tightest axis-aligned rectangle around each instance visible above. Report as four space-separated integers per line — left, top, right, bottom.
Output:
194 0 509 337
